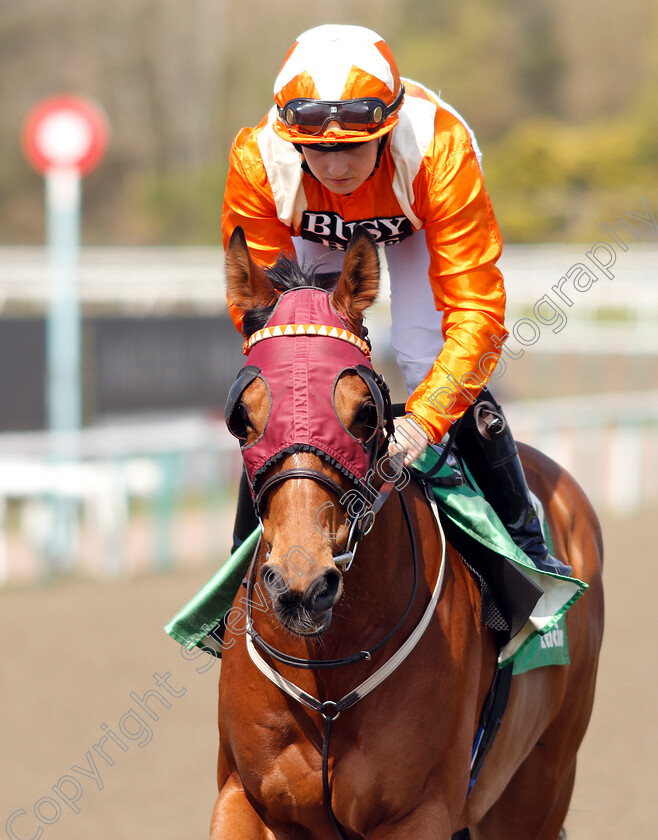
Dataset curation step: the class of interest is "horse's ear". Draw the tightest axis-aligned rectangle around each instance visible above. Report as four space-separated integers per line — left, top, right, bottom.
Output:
331 227 380 327
225 227 278 319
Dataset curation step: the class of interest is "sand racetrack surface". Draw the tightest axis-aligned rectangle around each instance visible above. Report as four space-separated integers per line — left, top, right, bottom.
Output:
1 507 655 839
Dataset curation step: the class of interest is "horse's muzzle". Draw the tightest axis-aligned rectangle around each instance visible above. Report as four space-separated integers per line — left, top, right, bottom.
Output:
260 565 343 635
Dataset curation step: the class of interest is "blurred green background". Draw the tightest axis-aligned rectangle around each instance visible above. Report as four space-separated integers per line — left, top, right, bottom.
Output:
3 0 657 246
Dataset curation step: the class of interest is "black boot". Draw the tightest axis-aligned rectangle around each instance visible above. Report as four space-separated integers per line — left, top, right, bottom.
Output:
231 468 259 554
456 389 572 577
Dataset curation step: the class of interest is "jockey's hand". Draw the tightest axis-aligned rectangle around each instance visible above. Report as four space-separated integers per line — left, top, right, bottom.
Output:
388 415 430 467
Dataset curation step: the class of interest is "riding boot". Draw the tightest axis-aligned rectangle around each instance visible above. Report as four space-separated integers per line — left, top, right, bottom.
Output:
231 468 259 554
455 388 573 577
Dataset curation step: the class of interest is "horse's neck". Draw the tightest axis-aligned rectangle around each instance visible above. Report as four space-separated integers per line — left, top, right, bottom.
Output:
342 491 414 631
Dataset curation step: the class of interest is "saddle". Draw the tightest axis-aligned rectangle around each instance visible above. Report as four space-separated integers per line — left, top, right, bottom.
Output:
412 448 542 642
409 443 583 674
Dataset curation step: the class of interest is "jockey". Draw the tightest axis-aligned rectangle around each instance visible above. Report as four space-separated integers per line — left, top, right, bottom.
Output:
222 24 571 577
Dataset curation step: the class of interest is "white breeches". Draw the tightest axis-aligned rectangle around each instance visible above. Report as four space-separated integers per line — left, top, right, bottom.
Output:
293 231 443 395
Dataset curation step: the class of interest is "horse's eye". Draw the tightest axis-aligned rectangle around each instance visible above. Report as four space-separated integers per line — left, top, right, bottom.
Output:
354 401 379 442
230 401 252 440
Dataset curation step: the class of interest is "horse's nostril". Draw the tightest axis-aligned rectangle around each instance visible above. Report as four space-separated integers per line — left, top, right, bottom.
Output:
303 569 342 616
260 564 289 598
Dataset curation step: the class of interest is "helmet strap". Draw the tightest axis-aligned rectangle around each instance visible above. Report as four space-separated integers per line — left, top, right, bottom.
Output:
371 134 390 176
293 144 315 179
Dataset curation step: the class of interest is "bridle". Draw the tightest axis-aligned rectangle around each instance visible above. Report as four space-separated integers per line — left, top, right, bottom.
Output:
245 451 417 671
239 316 413 668
254 466 375 570
243 475 446 840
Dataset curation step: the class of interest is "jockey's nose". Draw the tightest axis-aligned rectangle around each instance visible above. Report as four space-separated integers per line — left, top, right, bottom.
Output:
326 152 350 177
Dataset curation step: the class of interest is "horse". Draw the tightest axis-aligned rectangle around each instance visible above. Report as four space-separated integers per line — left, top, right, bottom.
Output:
210 226 604 840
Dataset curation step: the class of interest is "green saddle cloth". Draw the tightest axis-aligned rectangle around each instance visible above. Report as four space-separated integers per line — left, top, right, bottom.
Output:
165 448 586 674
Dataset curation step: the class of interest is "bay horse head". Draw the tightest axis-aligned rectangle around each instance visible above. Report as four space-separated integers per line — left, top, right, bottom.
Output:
224 226 391 637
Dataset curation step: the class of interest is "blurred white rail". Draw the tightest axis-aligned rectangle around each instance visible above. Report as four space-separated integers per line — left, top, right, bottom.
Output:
507 390 658 515
1 392 657 585
1 244 656 343
0 414 239 585
0 246 226 313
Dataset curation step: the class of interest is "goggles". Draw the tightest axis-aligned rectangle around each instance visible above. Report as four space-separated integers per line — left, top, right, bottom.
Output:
278 85 404 136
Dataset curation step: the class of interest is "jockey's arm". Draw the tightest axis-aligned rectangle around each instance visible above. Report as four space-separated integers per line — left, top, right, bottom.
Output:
402 128 509 447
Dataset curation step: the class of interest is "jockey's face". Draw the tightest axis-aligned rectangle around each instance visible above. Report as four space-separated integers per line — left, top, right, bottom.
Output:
302 140 379 195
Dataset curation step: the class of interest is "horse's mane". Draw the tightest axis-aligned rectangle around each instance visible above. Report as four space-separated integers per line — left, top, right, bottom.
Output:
242 255 340 337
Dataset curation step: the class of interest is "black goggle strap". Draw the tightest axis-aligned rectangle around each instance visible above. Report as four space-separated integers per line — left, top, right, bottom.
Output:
225 365 261 439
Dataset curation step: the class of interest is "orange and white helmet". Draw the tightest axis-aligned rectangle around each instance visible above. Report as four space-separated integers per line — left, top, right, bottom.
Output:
273 25 404 145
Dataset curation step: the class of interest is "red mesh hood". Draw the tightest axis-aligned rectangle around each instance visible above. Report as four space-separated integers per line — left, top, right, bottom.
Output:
231 288 378 493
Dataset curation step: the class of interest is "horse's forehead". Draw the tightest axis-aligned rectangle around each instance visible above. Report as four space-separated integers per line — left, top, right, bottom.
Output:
246 286 373 391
